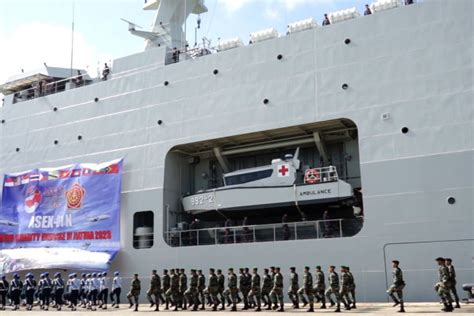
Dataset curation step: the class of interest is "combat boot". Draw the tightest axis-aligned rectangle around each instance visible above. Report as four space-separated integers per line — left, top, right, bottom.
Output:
334 303 341 313
231 304 237 312
134 304 138 312
256 307 261 312
398 302 405 313
455 301 461 308
320 302 327 309
278 305 284 312
307 304 314 312
352 302 356 309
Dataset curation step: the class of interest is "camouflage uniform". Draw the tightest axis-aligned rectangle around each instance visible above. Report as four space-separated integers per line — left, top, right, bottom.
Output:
248 271 261 311
178 271 188 309
197 272 206 310
447 263 460 308
313 269 326 307
127 277 141 311
339 269 352 309
325 270 341 311
239 270 251 309
347 269 356 308
387 267 405 303
162 271 171 309
217 271 226 309
224 272 239 311
165 270 180 310
288 270 300 307
147 273 161 310
184 271 199 310
269 271 284 311
207 271 220 310
435 264 453 308
261 271 272 309
297 270 314 311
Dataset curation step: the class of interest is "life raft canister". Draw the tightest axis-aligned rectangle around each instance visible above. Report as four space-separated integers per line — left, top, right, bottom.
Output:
304 168 321 184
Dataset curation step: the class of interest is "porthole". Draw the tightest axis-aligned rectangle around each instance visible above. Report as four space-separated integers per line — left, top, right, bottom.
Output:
447 197 456 205
401 127 409 134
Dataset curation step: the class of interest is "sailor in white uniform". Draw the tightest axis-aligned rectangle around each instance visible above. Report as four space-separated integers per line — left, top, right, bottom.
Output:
99 272 109 309
111 271 122 308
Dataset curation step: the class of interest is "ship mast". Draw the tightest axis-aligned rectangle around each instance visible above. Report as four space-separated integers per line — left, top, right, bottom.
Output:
125 0 208 51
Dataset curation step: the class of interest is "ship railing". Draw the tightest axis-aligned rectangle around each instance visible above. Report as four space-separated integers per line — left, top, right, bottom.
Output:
303 166 339 183
164 217 363 247
12 72 95 104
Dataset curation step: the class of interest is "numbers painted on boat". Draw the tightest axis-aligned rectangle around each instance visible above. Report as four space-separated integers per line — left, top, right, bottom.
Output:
190 194 214 206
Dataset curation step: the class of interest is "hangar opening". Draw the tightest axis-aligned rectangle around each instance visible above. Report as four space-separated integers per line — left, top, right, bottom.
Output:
163 119 363 247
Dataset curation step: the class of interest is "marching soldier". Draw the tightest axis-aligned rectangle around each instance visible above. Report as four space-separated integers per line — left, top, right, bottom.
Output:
261 268 272 310
314 266 326 309
197 269 206 310
90 272 100 308
147 269 161 311
346 266 356 309
298 266 314 312
339 266 352 310
288 267 301 308
207 268 220 311
110 271 122 308
224 268 239 311
239 268 251 310
127 273 141 312
80 273 87 307
178 268 188 310
10 273 22 311
68 273 80 311
387 260 405 313
162 269 170 310
270 267 284 312
53 272 65 311
325 266 341 312
0 275 8 310
184 269 199 311
435 257 454 312
24 273 37 311
99 272 109 309
446 258 461 308
166 269 179 311
217 269 226 309
248 267 262 311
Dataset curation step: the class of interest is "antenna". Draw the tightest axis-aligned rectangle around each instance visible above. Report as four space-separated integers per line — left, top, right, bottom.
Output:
69 0 75 78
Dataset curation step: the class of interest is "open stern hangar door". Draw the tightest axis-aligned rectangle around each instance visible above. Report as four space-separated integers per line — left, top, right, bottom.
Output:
163 119 363 246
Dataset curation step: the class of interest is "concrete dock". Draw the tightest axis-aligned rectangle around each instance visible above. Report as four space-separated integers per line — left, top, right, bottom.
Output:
1 303 473 315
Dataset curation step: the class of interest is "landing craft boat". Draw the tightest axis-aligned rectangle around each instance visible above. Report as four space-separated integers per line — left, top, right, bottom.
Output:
182 148 354 216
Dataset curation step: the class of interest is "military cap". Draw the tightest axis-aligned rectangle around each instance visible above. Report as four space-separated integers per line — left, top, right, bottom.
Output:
435 257 445 261
270 266 275 269
98 272 103 277
228 268 234 271
329 265 335 269
217 269 222 273
69 273 75 278
55 272 61 277
86 273 91 277
304 266 310 270
25 273 32 278
44 272 49 276
92 272 97 277
253 267 258 271
244 267 249 272
275 267 280 271
40 273 45 278
114 271 120 276
239 268 244 271
290 267 296 270
152 269 157 273
134 273 139 276
264 268 269 273
346 267 350 271
209 268 215 272
198 269 202 273
13 273 19 278
446 258 452 262
170 269 175 272
102 272 107 276
81 273 87 277
163 269 168 273
316 266 321 270
191 269 196 272
392 260 399 265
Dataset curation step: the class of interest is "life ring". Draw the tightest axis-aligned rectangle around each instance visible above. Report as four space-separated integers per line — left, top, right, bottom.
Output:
304 168 321 184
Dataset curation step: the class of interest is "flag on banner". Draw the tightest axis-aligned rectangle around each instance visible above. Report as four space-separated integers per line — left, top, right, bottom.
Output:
4 177 15 187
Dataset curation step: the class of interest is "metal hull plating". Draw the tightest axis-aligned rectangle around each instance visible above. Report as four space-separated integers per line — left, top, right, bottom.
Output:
0 0 472 302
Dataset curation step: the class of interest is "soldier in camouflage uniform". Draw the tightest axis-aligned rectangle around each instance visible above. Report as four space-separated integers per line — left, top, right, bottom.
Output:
147 270 161 311
325 266 341 312
239 268 251 310
224 268 239 311
217 269 226 310
314 266 326 309
298 266 314 312
288 267 301 308
435 257 454 312
197 270 206 310
165 269 179 311
446 258 461 308
178 269 188 310
184 269 199 311
270 267 284 312
162 269 170 310
346 266 356 309
261 268 272 310
248 267 262 311
387 260 405 313
127 274 141 312
207 269 220 311
339 266 352 310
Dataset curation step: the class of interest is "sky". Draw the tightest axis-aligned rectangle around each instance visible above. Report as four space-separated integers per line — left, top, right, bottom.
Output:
0 0 371 85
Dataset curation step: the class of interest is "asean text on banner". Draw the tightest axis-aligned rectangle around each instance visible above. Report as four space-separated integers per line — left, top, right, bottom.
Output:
0 159 123 273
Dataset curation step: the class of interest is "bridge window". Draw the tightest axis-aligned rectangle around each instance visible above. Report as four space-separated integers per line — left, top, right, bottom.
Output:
224 169 273 186
133 211 154 249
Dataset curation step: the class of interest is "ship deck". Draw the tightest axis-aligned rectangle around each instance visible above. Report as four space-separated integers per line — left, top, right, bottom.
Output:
3 303 473 314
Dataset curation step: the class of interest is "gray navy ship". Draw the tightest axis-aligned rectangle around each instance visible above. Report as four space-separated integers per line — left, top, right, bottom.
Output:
0 0 472 302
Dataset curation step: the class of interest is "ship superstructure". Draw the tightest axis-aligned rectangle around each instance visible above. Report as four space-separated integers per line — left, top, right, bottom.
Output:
0 0 472 302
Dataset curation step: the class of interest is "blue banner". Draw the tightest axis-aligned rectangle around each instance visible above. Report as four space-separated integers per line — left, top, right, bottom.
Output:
0 159 122 273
